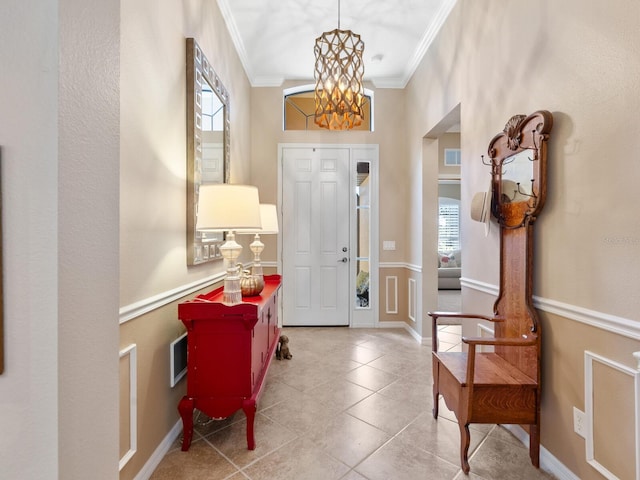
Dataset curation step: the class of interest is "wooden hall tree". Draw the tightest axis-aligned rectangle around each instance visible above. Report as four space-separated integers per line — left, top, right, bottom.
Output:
429 111 553 474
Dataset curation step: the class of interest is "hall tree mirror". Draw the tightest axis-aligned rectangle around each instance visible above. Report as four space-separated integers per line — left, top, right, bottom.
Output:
486 111 552 228
500 149 536 203
186 38 230 265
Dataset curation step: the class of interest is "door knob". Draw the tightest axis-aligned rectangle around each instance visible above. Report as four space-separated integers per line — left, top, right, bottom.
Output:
338 257 348 263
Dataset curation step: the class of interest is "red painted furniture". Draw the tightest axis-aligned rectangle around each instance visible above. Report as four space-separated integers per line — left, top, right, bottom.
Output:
177 274 281 451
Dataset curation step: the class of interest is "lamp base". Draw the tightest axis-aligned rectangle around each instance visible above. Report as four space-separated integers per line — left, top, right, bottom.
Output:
223 275 242 305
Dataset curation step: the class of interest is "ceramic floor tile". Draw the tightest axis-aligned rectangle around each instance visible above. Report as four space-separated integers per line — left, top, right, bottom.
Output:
488 424 528 448
366 352 420 376
438 340 462 352
343 364 399 391
307 412 391 467
346 392 423 436
202 413 298 468
469 435 556 479
242 437 350 480
272 361 342 392
306 377 375 410
260 389 342 435
354 435 460 480
377 373 434 409
437 331 462 345
396 412 487 466
339 470 369 480
348 344 386 363
226 473 251 480
257 378 300 412
149 439 238 480
439 325 462 334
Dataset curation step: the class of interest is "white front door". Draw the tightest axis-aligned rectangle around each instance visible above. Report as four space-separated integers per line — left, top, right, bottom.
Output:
281 146 350 326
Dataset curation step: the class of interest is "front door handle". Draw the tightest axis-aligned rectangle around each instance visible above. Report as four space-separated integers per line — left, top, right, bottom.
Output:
338 257 348 263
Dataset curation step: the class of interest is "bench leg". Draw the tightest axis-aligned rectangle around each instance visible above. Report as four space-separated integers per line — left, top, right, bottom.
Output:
529 423 540 468
432 361 440 419
431 383 440 419
459 422 471 474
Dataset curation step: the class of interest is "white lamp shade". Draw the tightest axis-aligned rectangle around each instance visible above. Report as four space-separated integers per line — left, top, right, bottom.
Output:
196 184 262 232
240 204 279 235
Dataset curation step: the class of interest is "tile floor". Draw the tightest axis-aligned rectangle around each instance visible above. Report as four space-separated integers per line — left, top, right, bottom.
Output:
151 317 556 480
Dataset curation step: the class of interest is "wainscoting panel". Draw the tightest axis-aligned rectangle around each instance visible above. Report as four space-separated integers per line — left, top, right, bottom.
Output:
408 278 416 322
584 351 640 480
119 344 138 471
385 276 398 314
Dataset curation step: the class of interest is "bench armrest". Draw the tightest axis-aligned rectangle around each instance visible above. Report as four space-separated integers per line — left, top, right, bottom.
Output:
429 311 504 353
463 336 538 388
428 311 499 323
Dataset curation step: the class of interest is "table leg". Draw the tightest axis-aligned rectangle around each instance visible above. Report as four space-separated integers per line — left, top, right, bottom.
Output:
242 399 257 450
178 396 195 451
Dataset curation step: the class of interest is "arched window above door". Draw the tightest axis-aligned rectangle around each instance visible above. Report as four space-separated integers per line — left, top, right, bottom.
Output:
283 84 374 131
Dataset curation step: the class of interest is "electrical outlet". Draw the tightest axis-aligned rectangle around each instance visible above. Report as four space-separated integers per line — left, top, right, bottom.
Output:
573 406 586 438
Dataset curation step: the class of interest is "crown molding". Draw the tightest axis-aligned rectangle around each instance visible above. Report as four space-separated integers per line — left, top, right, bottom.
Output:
217 0 254 81
395 0 458 88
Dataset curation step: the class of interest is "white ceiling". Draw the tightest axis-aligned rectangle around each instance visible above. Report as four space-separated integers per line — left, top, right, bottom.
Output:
217 0 457 88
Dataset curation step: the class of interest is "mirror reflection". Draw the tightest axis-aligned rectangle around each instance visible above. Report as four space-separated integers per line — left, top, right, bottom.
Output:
355 161 370 309
201 83 225 184
501 149 536 205
186 38 230 265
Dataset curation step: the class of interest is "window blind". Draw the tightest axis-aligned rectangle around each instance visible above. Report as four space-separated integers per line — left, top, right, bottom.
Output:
438 204 460 251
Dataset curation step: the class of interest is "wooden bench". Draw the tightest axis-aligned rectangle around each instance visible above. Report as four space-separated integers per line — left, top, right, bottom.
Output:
429 311 539 474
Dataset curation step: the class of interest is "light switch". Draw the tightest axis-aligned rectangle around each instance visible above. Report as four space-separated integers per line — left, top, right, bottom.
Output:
383 240 396 251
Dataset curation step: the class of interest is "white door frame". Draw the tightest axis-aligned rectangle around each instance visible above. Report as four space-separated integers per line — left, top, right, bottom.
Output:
277 143 379 328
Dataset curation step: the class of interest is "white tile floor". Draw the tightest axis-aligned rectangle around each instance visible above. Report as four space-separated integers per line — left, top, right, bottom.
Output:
151 323 556 480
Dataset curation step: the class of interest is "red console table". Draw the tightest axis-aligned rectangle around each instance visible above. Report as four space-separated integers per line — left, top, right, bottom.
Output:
177 274 281 451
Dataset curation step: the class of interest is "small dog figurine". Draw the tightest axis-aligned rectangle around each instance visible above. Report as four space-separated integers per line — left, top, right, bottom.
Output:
276 335 292 360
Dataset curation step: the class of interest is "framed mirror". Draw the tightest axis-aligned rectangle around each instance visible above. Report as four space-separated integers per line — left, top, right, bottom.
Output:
186 38 230 265
486 111 552 228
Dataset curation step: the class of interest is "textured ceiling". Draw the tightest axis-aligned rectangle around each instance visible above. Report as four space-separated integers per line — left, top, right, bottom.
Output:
217 0 457 88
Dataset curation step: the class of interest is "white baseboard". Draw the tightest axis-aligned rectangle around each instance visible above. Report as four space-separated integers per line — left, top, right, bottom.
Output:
378 320 430 345
133 419 183 480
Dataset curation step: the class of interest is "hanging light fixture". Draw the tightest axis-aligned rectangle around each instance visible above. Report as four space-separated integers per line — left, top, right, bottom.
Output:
314 0 365 130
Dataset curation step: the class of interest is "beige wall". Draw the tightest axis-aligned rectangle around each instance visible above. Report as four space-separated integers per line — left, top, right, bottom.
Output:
120 0 253 307
1 0 122 478
250 83 409 265
118 0 253 478
438 132 461 178
406 0 640 477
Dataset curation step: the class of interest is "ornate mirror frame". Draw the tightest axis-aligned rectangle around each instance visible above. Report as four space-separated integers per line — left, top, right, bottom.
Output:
484 110 553 228
186 38 231 265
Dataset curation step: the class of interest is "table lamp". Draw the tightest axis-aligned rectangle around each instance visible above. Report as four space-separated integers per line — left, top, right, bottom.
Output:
196 184 262 304
239 204 279 281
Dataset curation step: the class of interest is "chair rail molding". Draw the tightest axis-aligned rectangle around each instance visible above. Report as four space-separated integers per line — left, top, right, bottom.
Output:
463 277 640 340
119 272 225 324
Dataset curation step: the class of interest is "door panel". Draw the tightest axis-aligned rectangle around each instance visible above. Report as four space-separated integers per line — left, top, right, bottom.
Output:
282 147 350 326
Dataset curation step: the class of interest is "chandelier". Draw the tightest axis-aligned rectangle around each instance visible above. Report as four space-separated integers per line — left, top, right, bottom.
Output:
313 0 365 130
